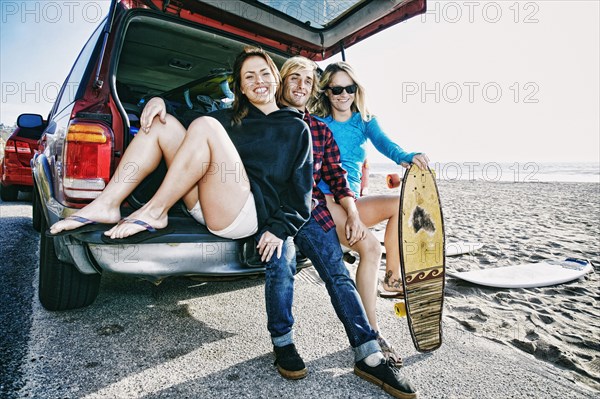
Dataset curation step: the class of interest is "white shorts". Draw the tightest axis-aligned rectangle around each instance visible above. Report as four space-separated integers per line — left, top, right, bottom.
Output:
188 193 258 240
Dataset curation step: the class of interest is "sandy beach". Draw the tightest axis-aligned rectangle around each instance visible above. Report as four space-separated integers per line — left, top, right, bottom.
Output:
303 174 600 392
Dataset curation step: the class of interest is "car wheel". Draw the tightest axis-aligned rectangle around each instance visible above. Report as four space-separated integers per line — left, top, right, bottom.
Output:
0 184 19 201
32 182 42 232
38 216 101 311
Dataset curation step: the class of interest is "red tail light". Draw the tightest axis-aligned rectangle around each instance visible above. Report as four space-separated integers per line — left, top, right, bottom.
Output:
63 121 113 200
4 140 16 153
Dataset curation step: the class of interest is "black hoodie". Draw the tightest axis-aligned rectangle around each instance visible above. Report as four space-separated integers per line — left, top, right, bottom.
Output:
209 105 313 239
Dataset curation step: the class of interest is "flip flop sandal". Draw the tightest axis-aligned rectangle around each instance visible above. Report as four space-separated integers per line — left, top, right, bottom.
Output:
101 218 174 244
46 215 115 237
378 287 405 298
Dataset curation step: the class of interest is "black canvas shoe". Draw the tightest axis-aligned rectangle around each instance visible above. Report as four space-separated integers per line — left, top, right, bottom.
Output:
354 359 418 399
273 344 308 380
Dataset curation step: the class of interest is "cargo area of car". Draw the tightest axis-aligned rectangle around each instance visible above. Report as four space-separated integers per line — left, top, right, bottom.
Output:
113 12 288 129
111 11 288 208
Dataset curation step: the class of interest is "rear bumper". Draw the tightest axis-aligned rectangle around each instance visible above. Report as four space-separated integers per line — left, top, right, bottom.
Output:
53 220 311 282
1 163 33 186
32 153 307 281
50 215 315 282
89 240 249 278
60 225 264 281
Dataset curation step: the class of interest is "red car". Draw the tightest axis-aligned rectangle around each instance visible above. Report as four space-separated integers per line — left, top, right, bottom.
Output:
0 114 46 202
26 0 426 310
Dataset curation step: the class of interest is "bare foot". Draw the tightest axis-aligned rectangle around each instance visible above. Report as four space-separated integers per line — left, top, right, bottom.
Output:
383 270 404 292
380 283 404 298
382 281 404 292
49 202 121 234
104 205 168 239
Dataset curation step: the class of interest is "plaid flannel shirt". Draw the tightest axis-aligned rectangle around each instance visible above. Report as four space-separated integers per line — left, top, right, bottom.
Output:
303 110 355 232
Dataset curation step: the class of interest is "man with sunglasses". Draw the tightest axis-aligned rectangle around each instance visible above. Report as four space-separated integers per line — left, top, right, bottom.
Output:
269 56 418 399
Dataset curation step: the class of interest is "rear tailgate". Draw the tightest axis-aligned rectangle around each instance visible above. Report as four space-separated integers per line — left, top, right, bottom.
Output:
124 0 426 60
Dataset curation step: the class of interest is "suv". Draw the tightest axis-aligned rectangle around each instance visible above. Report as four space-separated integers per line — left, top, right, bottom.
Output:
0 114 46 202
27 0 426 310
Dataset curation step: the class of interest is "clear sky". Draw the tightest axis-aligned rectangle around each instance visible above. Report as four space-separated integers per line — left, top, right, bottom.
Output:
1 0 599 163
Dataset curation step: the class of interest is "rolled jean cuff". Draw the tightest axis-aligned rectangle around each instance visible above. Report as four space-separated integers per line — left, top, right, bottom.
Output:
272 331 294 348
353 339 381 362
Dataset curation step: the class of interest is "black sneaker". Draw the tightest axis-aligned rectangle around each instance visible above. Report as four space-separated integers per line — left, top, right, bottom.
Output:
273 344 308 380
354 359 418 399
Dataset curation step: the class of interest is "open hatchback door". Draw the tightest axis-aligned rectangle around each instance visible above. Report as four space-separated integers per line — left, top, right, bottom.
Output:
127 0 427 59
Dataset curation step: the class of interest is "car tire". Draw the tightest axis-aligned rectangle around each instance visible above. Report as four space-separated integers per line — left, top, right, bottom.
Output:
39 216 101 311
32 182 42 232
0 184 19 201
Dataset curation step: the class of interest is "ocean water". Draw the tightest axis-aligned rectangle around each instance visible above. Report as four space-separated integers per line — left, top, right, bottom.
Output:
368 161 600 183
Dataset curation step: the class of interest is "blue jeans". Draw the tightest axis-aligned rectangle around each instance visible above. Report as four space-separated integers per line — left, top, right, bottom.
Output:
264 234 298 344
264 218 380 362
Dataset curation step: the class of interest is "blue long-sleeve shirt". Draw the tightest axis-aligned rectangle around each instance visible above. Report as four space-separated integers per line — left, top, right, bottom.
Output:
314 112 417 196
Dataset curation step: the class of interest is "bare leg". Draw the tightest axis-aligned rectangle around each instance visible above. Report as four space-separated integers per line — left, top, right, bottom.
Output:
354 195 403 292
326 197 383 331
50 115 187 234
106 116 252 239
327 194 404 363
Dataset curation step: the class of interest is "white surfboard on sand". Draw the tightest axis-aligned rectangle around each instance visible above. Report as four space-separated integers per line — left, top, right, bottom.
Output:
372 230 483 257
447 258 594 289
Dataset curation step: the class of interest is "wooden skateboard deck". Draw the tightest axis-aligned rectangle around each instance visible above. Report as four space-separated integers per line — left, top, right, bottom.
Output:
399 164 445 352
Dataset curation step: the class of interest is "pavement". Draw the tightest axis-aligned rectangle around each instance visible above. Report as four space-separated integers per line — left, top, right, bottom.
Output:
1 199 596 398
19 268 597 398
0 198 37 397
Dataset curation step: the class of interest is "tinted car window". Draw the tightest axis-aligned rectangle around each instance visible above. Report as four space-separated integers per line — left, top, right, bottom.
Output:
15 127 44 140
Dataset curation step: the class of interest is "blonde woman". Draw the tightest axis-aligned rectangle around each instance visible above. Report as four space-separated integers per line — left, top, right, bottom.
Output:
310 61 430 360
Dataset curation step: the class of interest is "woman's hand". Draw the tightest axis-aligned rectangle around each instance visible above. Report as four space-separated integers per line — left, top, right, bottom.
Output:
140 97 167 133
402 153 430 170
345 211 367 246
257 231 283 262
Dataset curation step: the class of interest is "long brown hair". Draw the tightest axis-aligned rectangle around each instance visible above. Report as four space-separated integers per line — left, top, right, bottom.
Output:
231 46 281 125
310 61 372 122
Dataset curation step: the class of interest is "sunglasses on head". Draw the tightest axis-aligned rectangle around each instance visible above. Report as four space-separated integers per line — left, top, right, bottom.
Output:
327 84 357 95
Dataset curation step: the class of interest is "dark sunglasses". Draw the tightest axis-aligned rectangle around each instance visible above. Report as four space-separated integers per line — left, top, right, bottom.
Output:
327 84 357 95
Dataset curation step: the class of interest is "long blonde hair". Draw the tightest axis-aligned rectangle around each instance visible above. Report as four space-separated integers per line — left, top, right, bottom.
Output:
309 61 372 122
231 46 281 125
